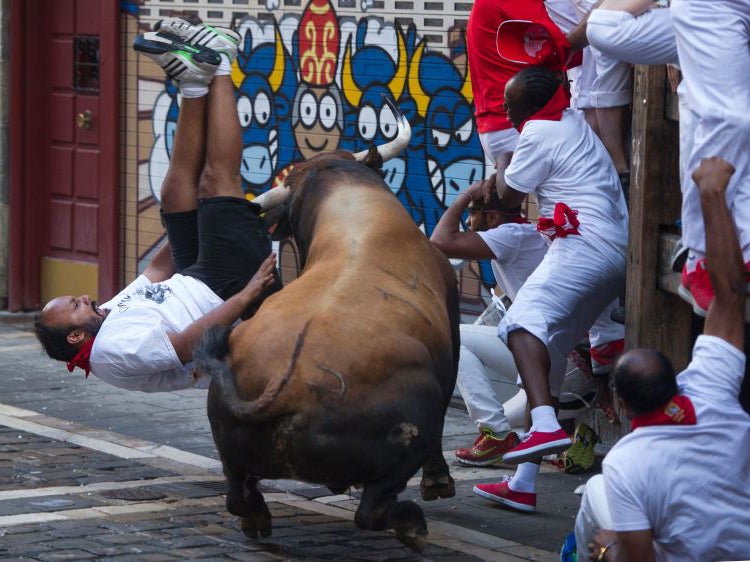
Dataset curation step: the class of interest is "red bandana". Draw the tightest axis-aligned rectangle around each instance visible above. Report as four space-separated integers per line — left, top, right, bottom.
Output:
630 395 697 431
517 85 571 133
537 202 580 240
67 338 95 379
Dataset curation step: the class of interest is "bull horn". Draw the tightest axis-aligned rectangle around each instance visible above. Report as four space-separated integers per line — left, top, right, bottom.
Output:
408 41 428 118
268 25 285 94
461 64 473 103
251 184 291 211
353 97 411 162
341 38 362 108
387 29 407 101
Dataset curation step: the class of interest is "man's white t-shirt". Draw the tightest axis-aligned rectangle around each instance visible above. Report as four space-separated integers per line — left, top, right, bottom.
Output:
603 336 750 561
90 274 223 392
477 222 548 301
505 109 629 255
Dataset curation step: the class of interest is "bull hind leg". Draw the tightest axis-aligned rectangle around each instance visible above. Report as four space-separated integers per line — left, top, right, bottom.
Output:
355 481 428 553
226 474 272 539
420 451 455 501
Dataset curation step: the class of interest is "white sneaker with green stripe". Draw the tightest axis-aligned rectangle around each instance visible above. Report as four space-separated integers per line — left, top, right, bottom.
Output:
133 31 220 84
155 17 241 63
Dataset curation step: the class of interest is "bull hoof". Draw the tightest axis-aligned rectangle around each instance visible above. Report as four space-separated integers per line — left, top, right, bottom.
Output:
419 475 455 501
396 529 428 553
240 515 272 539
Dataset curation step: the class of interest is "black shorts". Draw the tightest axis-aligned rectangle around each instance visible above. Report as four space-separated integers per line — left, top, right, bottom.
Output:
161 197 281 306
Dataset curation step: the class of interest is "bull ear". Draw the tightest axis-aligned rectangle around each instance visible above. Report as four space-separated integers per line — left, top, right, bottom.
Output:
262 202 292 241
361 145 384 171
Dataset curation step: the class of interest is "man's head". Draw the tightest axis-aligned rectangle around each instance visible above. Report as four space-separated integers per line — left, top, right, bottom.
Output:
503 66 563 129
467 190 523 232
35 295 108 362
613 349 678 417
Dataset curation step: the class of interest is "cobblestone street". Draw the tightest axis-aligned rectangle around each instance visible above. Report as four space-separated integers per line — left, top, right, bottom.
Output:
0 313 588 561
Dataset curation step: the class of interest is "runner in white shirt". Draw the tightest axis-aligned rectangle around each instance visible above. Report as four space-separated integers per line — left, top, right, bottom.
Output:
432 182 623 511
475 66 627 481
575 157 750 562
34 18 279 392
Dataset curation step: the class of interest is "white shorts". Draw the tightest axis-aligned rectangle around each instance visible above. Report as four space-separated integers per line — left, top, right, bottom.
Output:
479 128 519 165
498 235 625 395
587 8 678 66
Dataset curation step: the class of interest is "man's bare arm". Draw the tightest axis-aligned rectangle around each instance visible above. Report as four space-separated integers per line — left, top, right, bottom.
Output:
167 253 277 363
431 181 496 260
566 0 605 52
143 241 176 283
613 529 655 562
696 157 745 351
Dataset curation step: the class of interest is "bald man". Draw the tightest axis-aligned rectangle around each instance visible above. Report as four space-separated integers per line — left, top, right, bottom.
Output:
576 157 750 562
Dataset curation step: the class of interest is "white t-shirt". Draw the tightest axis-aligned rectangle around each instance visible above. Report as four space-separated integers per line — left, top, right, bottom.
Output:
477 222 548 301
504 109 629 256
603 335 750 561
90 274 224 392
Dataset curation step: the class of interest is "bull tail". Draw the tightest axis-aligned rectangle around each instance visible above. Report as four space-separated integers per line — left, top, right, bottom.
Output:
193 322 311 422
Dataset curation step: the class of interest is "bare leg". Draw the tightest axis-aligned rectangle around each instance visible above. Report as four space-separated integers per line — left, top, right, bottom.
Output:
160 97 206 212
508 329 552 410
583 108 600 137
594 106 629 172
199 75 243 199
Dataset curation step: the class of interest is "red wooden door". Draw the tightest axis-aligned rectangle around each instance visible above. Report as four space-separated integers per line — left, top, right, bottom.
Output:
9 0 119 310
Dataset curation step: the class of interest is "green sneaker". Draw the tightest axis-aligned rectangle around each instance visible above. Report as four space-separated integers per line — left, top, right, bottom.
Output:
133 31 220 83
155 17 241 63
563 422 598 474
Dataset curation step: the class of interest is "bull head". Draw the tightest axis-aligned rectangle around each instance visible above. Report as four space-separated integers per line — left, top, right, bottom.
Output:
253 97 411 216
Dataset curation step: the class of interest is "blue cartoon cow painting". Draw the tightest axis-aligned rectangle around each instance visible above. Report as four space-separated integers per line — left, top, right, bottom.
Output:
234 22 298 196
340 20 408 196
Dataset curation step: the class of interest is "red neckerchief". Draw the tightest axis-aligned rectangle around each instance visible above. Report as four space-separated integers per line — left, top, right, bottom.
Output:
536 202 580 240
517 85 570 133
630 395 697 430
67 338 95 379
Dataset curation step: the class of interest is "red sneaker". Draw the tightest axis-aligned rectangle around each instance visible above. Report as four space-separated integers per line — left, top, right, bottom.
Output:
590 339 625 376
678 259 713 317
502 428 572 464
455 430 519 466
473 478 536 513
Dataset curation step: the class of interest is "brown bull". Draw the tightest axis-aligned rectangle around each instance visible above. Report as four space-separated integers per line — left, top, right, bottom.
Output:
194 106 460 551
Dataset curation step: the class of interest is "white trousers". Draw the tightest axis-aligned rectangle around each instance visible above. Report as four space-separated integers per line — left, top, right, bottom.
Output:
574 474 613 555
571 0 632 108
499 235 626 396
671 0 750 257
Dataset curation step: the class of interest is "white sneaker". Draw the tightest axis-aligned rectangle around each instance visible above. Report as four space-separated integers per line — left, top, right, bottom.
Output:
155 17 241 63
133 31 220 84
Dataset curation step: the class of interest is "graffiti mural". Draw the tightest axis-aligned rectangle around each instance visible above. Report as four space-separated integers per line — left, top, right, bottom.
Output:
140 0 495 313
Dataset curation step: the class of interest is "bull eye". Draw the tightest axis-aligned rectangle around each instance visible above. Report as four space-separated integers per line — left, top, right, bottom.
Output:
454 118 473 143
319 94 337 131
431 128 450 148
255 92 271 126
358 106 377 140
300 92 317 127
379 103 397 140
237 96 253 128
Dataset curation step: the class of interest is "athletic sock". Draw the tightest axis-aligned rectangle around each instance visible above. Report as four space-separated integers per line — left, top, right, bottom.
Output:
530 405 560 433
180 81 209 98
215 54 232 76
508 462 539 493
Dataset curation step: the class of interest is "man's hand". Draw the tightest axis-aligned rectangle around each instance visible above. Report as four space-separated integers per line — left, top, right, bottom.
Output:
692 157 735 196
588 529 618 561
241 253 277 302
465 174 495 205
